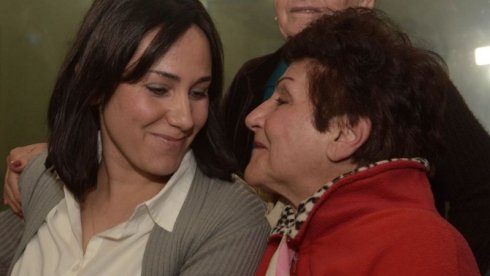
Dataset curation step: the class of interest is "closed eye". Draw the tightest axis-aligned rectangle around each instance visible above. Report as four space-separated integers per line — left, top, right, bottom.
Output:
189 89 209 100
275 97 287 106
145 84 169 96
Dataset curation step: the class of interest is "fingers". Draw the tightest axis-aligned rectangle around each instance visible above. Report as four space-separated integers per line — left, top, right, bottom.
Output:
7 161 22 203
9 160 24 173
24 143 47 159
6 143 46 173
3 157 23 217
3 160 23 218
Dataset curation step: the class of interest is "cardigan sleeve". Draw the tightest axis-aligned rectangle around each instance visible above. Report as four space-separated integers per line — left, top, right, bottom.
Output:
141 170 270 276
178 178 270 276
0 210 25 275
179 217 270 276
179 179 270 276
0 151 49 275
17 151 50 211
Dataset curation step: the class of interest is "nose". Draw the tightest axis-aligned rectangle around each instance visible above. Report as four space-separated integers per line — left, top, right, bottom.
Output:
166 92 194 132
245 100 269 132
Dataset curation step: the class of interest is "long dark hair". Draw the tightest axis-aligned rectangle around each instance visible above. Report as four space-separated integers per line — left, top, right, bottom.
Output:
47 0 237 201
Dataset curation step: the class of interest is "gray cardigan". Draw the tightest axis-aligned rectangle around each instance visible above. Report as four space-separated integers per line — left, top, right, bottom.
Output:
0 152 270 275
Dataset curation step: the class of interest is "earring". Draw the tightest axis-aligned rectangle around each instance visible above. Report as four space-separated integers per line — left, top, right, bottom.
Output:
97 130 102 163
274 16 278 21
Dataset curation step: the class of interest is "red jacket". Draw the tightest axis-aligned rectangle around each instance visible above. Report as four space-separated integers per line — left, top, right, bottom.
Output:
256 160 479 275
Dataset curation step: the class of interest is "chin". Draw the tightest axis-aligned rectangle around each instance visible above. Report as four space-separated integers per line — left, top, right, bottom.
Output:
141 158 180 178
156 162 181 175
244 165 270 190
243 165 259 186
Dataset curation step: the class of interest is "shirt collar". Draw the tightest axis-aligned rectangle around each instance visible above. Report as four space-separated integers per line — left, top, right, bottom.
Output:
143 150 196 232
63 150 196 235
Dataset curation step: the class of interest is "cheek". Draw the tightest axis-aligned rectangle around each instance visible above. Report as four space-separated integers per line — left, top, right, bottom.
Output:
191 100 209 131
129 98 159 122
120 103 152 130
327 0 352 10
275 14 289 38
274 1 288 33
267 115 314 162
108 85 144 113
266 118 295 161
273 0 284 13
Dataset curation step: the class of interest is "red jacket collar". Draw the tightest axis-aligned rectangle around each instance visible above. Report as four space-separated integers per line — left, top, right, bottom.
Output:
271 159 435 249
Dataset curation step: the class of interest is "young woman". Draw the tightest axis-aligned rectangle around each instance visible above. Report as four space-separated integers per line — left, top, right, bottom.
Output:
0 0 269 275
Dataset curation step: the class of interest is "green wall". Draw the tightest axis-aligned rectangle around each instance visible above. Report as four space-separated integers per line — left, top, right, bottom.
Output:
0 1 90 207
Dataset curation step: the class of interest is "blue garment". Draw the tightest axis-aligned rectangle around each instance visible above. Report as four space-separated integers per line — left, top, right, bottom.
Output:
263 61 288 101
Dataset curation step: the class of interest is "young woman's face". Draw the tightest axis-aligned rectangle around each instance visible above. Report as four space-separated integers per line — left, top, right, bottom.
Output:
100 25 211 179
244 59 336 206
274 0 374 38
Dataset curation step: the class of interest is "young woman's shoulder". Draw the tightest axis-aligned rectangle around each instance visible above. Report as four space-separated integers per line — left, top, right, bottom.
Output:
18 150 63 219
146 170 270 275
187 170 268 225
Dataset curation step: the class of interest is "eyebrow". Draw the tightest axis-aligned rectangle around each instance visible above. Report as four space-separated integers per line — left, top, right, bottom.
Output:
275 76 295 95
148 70 212 84
276 76 294 86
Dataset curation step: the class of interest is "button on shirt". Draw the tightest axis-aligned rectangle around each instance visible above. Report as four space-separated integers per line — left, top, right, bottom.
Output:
12 151 197 276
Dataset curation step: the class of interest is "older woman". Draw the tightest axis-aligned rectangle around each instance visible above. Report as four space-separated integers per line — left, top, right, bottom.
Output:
0 0 269 275
222 1 490 272
245 8 479 275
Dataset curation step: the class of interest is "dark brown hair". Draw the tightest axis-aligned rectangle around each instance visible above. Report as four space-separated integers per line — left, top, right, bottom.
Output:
284 8 449 166
47 0 236 200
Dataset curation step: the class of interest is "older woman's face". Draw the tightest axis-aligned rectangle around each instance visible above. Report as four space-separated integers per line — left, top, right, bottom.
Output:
274 0 374 38
100 25 211 179
244 59 337 206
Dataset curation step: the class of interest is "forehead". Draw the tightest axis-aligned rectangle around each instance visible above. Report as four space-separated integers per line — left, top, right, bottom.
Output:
276 60 311 96
282 59 311 81
275 0 363 9
128 29 161 65
127 25 212 75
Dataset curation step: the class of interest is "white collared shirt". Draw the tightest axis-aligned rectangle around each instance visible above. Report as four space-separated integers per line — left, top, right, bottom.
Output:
12 151 197 276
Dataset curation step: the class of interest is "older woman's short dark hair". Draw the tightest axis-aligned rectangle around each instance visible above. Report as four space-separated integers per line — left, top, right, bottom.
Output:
284 8 450 167
47 0 235 200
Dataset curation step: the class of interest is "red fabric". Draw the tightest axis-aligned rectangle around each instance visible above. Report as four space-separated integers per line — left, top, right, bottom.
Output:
256 160 479 276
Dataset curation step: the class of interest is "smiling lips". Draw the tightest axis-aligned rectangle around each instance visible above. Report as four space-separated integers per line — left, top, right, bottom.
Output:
151 133 188 146
254 141 267 149
290 7 323 14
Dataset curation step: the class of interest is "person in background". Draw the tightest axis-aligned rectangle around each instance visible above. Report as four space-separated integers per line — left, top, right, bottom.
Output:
222 0 490 272
0 0 269 275
246 8 479 275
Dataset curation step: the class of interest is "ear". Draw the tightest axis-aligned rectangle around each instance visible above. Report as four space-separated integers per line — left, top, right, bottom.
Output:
359 0 375 8
326 117 371 162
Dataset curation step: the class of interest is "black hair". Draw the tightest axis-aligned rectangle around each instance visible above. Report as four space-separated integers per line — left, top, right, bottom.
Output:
47 0 237 200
